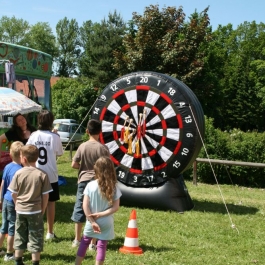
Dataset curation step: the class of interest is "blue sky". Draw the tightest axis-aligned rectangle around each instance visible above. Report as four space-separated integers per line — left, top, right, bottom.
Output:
1 0 264 33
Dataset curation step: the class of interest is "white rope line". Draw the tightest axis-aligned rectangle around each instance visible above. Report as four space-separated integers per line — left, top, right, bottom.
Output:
56 97 99 160
189 106 239 234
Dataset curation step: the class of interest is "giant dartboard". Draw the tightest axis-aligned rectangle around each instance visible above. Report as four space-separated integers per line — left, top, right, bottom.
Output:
91 71 204 188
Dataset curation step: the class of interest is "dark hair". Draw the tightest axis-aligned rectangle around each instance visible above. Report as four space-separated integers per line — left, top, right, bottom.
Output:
38 110 54 130
21 144 39 163
12 113 36 140
87 119 101 135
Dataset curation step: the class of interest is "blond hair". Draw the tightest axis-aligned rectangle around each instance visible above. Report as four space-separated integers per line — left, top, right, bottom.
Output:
10 141 24 160
21 144 39 163
94 156 117 206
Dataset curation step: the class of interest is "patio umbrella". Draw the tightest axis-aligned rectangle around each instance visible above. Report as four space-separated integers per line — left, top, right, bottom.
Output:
0 87 42 116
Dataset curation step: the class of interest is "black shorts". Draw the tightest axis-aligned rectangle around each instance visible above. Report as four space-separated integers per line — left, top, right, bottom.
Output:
49 182 60 202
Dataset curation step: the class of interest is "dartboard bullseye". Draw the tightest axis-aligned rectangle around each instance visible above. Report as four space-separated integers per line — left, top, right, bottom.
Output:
91 71 204 188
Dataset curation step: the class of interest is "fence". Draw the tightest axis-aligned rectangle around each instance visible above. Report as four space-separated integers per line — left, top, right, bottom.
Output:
192 158 265 185
62 140 83 160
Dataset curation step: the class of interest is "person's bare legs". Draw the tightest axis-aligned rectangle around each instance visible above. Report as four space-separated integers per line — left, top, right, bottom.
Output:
15 249 24 259
91 238 97 245
75 255 84 265
32 252 40 262
75 222 83 241
46 201 55 234
95 261 104 265
6 235 14 253
0 233 5 249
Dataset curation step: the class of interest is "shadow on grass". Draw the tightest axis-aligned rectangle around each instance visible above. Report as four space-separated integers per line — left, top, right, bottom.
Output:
191 199 259 215
53 201 74 223
59 176 78 196
109 236 174 252
41 252 93 263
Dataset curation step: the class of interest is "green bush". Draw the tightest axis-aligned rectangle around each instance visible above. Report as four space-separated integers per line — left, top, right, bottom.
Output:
184 117 265 188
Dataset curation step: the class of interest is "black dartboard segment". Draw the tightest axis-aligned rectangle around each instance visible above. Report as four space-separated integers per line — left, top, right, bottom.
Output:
91 71 204 187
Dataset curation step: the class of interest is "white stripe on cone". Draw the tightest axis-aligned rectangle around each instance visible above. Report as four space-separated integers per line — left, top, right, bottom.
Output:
124 237 139 247
128 219 137 228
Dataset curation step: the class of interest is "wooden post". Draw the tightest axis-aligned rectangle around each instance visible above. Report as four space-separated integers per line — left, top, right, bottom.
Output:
193 160 197 186
69 142 73 161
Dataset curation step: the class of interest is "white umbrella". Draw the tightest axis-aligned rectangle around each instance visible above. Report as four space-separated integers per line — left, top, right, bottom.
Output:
0 87 42 115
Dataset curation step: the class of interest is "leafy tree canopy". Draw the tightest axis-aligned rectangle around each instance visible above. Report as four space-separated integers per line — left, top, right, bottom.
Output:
24 22 58 58
79 11 126 90
113 5 212 87
51 77 99 124
0 16 30 44
55 17 81 77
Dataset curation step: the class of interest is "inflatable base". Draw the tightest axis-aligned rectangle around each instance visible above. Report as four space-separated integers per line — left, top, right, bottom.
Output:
117 175 194 212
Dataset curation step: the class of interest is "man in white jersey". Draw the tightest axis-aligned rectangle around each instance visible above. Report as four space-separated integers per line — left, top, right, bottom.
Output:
27 110 63 240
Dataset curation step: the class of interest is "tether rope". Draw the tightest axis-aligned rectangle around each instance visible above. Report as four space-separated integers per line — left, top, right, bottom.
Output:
56 97 99 160
189 106 239 234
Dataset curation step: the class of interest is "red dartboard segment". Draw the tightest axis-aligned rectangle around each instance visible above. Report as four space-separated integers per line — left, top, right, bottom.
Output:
91 71 204 188
173 141 182 155
177 114 183 129
130 168 143 174
110 155 120 166
136 85 150 91
113 131 119 141
148 149 157 156
99 132 105 144
99 107 107 121
160 92 173 104
137 101 146 107
122 104 130 111
154 162 167 171
151 105 160 115
112 89 125 99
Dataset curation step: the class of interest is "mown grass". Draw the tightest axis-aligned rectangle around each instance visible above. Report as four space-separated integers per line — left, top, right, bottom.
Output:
1 151 264 264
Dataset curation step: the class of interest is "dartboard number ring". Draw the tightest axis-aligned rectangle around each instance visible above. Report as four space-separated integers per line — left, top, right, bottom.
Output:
91 72 202 187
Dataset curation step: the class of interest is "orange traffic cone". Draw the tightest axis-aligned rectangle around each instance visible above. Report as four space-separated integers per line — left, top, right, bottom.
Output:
119 209 143 255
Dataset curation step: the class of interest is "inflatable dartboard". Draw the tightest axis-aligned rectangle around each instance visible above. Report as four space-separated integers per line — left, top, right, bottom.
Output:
91 71 204 211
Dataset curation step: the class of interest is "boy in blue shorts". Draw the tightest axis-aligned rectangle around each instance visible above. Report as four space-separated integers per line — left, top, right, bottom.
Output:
8 144 52 265
0 141 24 261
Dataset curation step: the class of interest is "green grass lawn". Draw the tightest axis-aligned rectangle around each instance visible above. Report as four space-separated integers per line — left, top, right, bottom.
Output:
1 151 265 264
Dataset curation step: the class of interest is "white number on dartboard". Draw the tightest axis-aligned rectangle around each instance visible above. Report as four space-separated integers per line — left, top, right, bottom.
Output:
168 87 176 96
140 76 148 83
93 107 100 115
185 115 192 123
110 84 118 91
173 160 181 168
181 148 189 156
100 95 106 101
161 172 167 178
118 171 125 178
38 147 47 165
146 175 154 182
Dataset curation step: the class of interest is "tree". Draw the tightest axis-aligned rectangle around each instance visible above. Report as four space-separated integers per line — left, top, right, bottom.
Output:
51 77 99 123
55 17 81 77
217 22 265 130
0 16 30 44
24 22 58 58
113 5 212 87
79 11 126 90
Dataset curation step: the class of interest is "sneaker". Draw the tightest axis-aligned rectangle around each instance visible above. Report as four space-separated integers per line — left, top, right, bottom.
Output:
88 244 96 251
72 240 80 248
4 254 15 261
46 233 57 240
